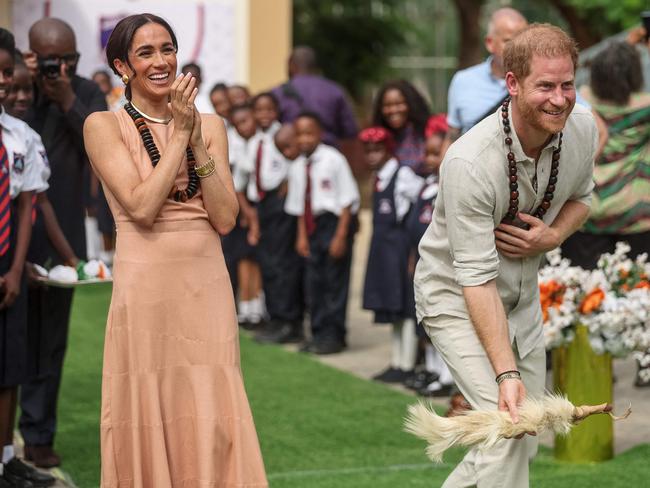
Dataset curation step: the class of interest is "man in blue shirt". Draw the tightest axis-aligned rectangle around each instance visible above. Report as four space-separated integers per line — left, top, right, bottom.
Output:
446 8 527 140
444 8 601 151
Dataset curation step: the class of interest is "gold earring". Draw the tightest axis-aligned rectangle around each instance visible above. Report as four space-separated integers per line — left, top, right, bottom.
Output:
121 74 129 85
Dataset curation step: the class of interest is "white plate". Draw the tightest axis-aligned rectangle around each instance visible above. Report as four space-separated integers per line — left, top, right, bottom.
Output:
36 277 113 288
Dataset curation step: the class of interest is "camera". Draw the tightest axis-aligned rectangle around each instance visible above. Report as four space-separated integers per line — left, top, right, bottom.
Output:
37 54 78 80
38 58 63 79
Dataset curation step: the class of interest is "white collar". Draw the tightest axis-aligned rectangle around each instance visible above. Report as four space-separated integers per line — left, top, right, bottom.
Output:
0 106 19 133
377 157 399 182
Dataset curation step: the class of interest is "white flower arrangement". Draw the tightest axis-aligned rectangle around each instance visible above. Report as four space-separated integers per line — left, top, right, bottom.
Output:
539 242 650 360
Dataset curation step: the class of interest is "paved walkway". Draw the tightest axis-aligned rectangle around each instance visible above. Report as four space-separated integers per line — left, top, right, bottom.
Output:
292 209 650 455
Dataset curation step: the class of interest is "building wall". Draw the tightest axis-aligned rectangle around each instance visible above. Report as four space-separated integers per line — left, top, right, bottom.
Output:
248 0 292 93
2 0 291 103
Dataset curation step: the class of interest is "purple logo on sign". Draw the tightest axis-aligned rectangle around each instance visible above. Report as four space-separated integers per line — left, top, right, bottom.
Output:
100 15 126 50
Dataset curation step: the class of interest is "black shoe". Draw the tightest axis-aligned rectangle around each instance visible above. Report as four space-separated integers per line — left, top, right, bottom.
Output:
256 322 304 344
372 367 406 383
4 458 54 487
298 340 313 353
418 381 454 397
0 470 35 488
309 339 345 355
404 370 439 390
254 320 283 341
22 446 60 469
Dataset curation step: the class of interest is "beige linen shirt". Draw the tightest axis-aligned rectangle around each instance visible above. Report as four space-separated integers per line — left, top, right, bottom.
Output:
414 103 598 357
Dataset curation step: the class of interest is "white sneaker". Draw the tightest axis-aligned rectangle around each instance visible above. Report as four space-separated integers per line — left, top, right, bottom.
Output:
237 301 251 324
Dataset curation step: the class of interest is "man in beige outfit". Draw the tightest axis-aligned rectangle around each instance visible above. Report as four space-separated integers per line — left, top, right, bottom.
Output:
414 24 598 487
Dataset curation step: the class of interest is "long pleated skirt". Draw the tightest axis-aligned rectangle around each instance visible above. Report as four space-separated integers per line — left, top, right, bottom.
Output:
101 219 268 488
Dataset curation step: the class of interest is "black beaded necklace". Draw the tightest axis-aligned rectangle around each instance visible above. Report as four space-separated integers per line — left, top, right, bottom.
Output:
124 102 199 202
501 97 561 224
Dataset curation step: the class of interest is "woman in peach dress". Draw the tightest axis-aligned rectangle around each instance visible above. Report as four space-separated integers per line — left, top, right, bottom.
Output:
83 14 267 487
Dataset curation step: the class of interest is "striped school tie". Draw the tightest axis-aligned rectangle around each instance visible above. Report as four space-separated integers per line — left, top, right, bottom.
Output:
304 158 316 236
0 132 10 256
255 139 265 200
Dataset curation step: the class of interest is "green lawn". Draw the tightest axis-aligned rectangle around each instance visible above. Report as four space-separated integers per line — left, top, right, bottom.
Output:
57 286 649 487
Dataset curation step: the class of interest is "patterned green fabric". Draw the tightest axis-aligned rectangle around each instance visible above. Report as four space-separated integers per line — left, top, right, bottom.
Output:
584 93 650 235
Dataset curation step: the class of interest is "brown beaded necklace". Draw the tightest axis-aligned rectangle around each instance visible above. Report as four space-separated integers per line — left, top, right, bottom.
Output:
501 97 561 224
124 102 199 202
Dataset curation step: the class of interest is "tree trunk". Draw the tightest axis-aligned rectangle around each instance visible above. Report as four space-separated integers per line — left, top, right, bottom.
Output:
452 0 486 69
547 0 601 49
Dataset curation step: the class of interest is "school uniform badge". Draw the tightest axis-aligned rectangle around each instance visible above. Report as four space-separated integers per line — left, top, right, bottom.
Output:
12 153 25 173
378 198 393 215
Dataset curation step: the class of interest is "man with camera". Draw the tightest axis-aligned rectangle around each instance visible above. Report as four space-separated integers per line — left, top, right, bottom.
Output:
19 17 106 468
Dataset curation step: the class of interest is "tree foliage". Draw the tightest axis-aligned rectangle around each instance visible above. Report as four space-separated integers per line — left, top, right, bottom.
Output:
526 0 647 47
292 0 409 99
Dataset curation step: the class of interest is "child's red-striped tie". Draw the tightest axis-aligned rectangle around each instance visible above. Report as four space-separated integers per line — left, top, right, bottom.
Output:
304 158 315 236
255 139 265 200
0 133 10 256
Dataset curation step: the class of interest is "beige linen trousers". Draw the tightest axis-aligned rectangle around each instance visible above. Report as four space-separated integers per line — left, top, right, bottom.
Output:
423 315 546 488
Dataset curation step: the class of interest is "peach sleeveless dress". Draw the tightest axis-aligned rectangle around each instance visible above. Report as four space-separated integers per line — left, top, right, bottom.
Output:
98 109 268 488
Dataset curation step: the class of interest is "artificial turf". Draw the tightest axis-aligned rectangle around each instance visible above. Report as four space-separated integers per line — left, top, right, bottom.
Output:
56 285 648 487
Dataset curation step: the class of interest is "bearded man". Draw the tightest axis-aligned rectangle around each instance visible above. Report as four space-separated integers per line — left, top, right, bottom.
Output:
414 24 597 487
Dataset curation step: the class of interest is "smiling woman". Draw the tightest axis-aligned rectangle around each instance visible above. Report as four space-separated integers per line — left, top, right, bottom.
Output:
82 13 267 488
372 80 431 174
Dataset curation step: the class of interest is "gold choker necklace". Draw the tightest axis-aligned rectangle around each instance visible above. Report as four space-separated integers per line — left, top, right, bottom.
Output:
129 100 172 124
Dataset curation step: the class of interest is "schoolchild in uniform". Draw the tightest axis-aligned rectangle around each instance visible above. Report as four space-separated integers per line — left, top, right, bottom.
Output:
229 103 265 327
0 29 56 488
234 93 282 245
286 111 359 355
228 85 251 107
405 114 454 397
245 122 305 344
209 82 231 121
4 53 79 276
359 127 423 383
232 93 282 328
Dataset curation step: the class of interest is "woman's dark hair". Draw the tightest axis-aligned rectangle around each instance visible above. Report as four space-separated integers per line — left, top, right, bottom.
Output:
590 41 643 106
252 91 279 110
0 28 16 59
372 80 431 136
105 13 178 100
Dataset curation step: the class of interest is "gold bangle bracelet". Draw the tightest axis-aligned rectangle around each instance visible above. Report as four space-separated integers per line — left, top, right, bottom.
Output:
195 156 215 178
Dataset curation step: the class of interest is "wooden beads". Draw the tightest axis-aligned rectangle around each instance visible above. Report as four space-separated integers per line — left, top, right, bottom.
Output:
500 97 562 225
125 103 200 202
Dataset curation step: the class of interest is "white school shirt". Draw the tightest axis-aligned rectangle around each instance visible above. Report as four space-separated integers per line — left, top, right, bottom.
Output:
0 108 49 199
235 123 288 202
284 143 360 217
225 119 241 167
375 158 424 222
420 173 439 201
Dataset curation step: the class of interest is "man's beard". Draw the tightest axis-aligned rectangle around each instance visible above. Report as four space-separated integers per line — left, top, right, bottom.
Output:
515 96 573 135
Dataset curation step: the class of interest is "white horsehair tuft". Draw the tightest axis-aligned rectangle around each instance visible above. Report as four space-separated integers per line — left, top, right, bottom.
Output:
404 393 630 463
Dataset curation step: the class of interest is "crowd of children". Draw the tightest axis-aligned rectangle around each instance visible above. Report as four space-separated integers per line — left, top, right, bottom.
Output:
215 83 361 355
213 77 458 396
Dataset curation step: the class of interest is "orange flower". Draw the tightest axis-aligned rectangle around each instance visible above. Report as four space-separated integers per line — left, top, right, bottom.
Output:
579 288 605 315
634 280 650 289
540 280 565 322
